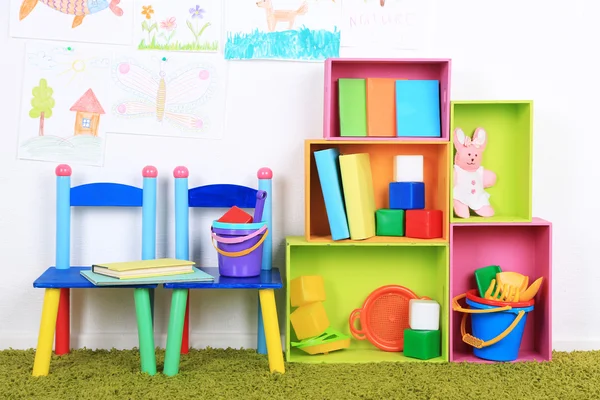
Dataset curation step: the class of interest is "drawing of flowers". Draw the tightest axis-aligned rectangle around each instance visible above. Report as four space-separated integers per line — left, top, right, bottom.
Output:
189 5 205 18
141 5 154 19
140 5 158 46
159 17 178 46
187 5 211 46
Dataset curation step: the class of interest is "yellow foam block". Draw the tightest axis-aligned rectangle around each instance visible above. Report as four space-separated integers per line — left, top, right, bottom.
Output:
290 301 330 340
339 153 376 240
290 275 326 307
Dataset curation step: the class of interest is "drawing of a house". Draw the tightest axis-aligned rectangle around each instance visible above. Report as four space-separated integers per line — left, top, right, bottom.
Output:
70 89 106 136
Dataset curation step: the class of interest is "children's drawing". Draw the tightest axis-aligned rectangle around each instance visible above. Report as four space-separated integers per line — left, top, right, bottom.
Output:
29 78 56 137
108 52 227 139
71 89 106 136
224 0 341 61
135 1 221 52
17 42 111 166
10 0 134 45
19 0 124 28
341 0 426 49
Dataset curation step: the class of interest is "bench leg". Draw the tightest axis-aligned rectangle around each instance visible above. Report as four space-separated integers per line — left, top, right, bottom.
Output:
55 288 70 355
33 289 61 377
181 292 189 354
258 289 285 374
133 288 156 375
164 289 188 376
257 294 267 354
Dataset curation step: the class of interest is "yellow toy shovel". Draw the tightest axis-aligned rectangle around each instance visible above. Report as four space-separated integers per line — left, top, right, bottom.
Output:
484 276 543 302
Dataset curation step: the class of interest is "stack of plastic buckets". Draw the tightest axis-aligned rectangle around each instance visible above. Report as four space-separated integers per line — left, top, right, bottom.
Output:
211 191 268 278
453 289 534 362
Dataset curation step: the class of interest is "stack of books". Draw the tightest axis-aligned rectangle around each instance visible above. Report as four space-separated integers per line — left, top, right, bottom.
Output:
80 258 214 286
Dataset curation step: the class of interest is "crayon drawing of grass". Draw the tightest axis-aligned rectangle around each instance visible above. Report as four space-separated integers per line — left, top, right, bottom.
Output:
224 26 340 61
138 38 219 51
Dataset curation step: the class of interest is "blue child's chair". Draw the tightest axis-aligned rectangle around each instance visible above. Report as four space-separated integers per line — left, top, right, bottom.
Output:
31 164 158 376
161 166 285 376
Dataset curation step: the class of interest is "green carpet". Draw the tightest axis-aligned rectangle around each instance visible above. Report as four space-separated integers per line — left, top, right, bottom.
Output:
2 348 600 399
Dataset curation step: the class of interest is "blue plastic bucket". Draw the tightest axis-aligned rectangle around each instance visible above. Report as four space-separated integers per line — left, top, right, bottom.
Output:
466 297 534 362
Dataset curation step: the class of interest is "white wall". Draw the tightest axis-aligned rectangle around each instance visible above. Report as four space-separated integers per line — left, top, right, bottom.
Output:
0 0 597 352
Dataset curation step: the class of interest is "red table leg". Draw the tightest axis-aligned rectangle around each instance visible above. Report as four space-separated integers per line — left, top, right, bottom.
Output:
55 288 70 355
180 291 190 354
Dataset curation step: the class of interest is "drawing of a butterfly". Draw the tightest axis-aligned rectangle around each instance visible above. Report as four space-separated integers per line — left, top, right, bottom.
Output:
112 58 215 131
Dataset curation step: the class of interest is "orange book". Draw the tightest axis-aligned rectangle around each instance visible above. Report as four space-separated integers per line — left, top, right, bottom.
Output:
366 78 398 137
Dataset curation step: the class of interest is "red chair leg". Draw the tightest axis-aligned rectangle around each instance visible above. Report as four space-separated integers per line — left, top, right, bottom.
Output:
55 288 70 355
180 291 190 354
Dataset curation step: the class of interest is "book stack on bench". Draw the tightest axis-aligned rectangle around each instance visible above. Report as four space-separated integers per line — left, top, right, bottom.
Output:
80 258 214 286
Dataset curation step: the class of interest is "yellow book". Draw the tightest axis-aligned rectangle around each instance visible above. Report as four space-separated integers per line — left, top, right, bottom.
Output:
91 258 195 280
339 153 376 240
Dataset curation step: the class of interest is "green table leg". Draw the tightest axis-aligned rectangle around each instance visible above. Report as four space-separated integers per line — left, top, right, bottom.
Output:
133 288 156 375
163 289 189 376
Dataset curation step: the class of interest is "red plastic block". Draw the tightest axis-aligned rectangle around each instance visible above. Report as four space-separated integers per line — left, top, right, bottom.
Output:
217 206 253 224
406 210 443 239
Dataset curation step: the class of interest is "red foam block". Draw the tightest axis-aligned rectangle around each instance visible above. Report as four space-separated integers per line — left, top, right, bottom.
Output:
406 210 443 239
218 206 253 224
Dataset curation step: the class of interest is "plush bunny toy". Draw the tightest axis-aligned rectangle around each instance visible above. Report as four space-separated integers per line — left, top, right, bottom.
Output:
453 127 496 218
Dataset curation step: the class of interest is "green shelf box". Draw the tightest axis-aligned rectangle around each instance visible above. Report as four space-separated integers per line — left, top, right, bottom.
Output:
450 100 533 223
285 236 449 364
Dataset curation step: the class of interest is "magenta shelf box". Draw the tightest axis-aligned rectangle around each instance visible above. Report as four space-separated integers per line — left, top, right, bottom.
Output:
449 218 552 363
323 58 451 141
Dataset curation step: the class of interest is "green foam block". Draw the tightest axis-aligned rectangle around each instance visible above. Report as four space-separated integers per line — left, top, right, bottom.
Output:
375 209 405 236
404 329 441 360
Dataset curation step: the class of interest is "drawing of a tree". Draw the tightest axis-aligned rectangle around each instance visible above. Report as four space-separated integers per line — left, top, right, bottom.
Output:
29 78 55 136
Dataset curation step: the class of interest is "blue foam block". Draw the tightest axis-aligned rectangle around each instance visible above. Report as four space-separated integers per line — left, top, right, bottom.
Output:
395 80 441 137
389 182 425 210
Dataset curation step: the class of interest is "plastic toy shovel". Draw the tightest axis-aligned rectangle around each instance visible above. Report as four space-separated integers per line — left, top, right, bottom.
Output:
253 190 267 222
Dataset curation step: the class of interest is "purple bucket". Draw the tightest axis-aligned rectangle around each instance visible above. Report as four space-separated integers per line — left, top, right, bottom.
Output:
211 221 268 278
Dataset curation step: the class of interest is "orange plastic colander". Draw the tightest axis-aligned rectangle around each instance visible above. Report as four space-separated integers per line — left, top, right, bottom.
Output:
349 285 429 352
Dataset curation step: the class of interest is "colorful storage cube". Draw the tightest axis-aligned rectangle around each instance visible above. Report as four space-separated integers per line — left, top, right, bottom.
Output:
409 299 440 331
389 182 425 210
393 155 424 182
290 301 330 340
290 275 326 307
406 209 443 239
403 329 441 360
375 209 405 236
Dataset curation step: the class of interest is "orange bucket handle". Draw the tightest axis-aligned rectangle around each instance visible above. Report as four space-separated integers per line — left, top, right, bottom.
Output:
452 292 525 349
452 293 512 314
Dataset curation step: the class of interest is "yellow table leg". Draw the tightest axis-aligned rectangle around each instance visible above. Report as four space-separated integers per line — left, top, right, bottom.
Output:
258 289 285 374
32 289 61 377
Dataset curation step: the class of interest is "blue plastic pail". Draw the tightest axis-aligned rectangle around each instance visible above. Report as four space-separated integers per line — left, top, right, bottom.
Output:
465 296 534 362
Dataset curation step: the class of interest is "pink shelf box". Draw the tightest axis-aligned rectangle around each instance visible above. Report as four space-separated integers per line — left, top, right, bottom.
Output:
449 218 552 363
323 58 451 141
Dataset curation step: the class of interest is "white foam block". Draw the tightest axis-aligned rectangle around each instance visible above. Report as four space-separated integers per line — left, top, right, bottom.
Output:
409 299 440 331
393 155 424 182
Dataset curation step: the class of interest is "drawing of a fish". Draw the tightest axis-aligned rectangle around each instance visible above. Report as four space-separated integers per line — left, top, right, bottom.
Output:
19 0 124 28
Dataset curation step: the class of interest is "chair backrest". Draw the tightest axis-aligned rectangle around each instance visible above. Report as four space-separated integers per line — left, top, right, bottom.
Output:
172 166 273 271
54 164 158 269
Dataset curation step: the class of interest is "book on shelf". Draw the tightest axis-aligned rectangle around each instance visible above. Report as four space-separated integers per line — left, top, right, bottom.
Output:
339 153 376 240
314 148 350 241
91 258 196 280
81 266 215 286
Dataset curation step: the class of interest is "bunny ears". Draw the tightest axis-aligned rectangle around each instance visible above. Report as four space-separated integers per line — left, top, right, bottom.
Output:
454 127 487 148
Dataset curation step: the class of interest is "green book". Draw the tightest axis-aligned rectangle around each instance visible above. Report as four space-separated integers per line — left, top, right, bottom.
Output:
338 78 368 137
81 266 214 286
